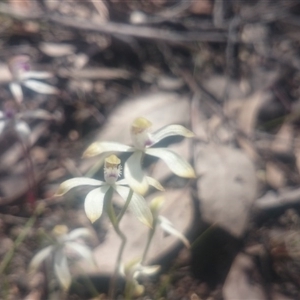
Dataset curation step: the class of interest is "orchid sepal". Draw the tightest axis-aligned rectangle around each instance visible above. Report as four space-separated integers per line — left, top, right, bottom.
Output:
83 141 133 158
124 150 149 195
29 245 54 273
146 148 196 178
158 215 190 248
151 124 194 145
114 185 153 228
54 250 72 291
84 185 110 223
55 177 104 196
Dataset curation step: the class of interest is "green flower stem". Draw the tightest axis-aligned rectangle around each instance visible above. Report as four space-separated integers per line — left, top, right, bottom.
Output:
117 188 133 223
124 280 135 300
142 216 158 264
106 191 127 299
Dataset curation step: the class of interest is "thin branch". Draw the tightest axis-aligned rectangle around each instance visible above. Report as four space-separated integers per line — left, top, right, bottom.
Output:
48 14 227 43
0 3 227 43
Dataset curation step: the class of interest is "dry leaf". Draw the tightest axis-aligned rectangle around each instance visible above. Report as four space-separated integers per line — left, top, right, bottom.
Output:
39 43 75 57
203 75 248 101
237 91 272 136
90 0 109 21
237 135 259 161
271 122 294 155
189 0 213 15
157 75 184 91
206 115 234 143
266 162 286 189
196 144 257 237
58 67 131 80
0 63 13 83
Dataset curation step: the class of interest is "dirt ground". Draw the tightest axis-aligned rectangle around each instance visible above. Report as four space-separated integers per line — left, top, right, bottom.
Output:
1 0 300 299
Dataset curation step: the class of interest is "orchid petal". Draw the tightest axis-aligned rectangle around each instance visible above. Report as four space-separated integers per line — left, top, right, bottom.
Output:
54 250 72 290
65 242 94 265
146 176 165 191
29 245 54 272
124 151 148 195
9 82 23 103
56 177 104 196
84 186 109 223
114 185 153 227
152 124 194 145
146 148 196 178
67 228 92 241
134 265 160 278
23 79 58 94
158 216 190 248
83 141 133 158
21 71 53 80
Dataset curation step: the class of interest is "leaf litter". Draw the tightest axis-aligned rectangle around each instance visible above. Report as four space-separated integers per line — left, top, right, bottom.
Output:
1 1 300 299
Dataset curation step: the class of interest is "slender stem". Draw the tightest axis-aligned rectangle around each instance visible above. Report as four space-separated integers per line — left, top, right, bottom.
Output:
124 280 134 300
14 128 36 206
106 194 128 299
141 217 157 264
117 188 133 223
104 187 134 298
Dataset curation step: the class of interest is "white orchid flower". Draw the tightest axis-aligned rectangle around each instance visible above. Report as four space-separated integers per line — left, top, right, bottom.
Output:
8 55 58 103
56 155 156 227
83 117 196 195
29 225 94 291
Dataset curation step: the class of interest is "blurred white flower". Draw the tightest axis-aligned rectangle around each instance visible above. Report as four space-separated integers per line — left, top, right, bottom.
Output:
122 258 160 280
29 225 94 291
8 55 58 103
121 258 160 298
83 117 196 195
0 104 55 141
0 108 30 140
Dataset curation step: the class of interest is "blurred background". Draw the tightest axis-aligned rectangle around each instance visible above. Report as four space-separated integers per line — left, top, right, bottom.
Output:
1 0 300 299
